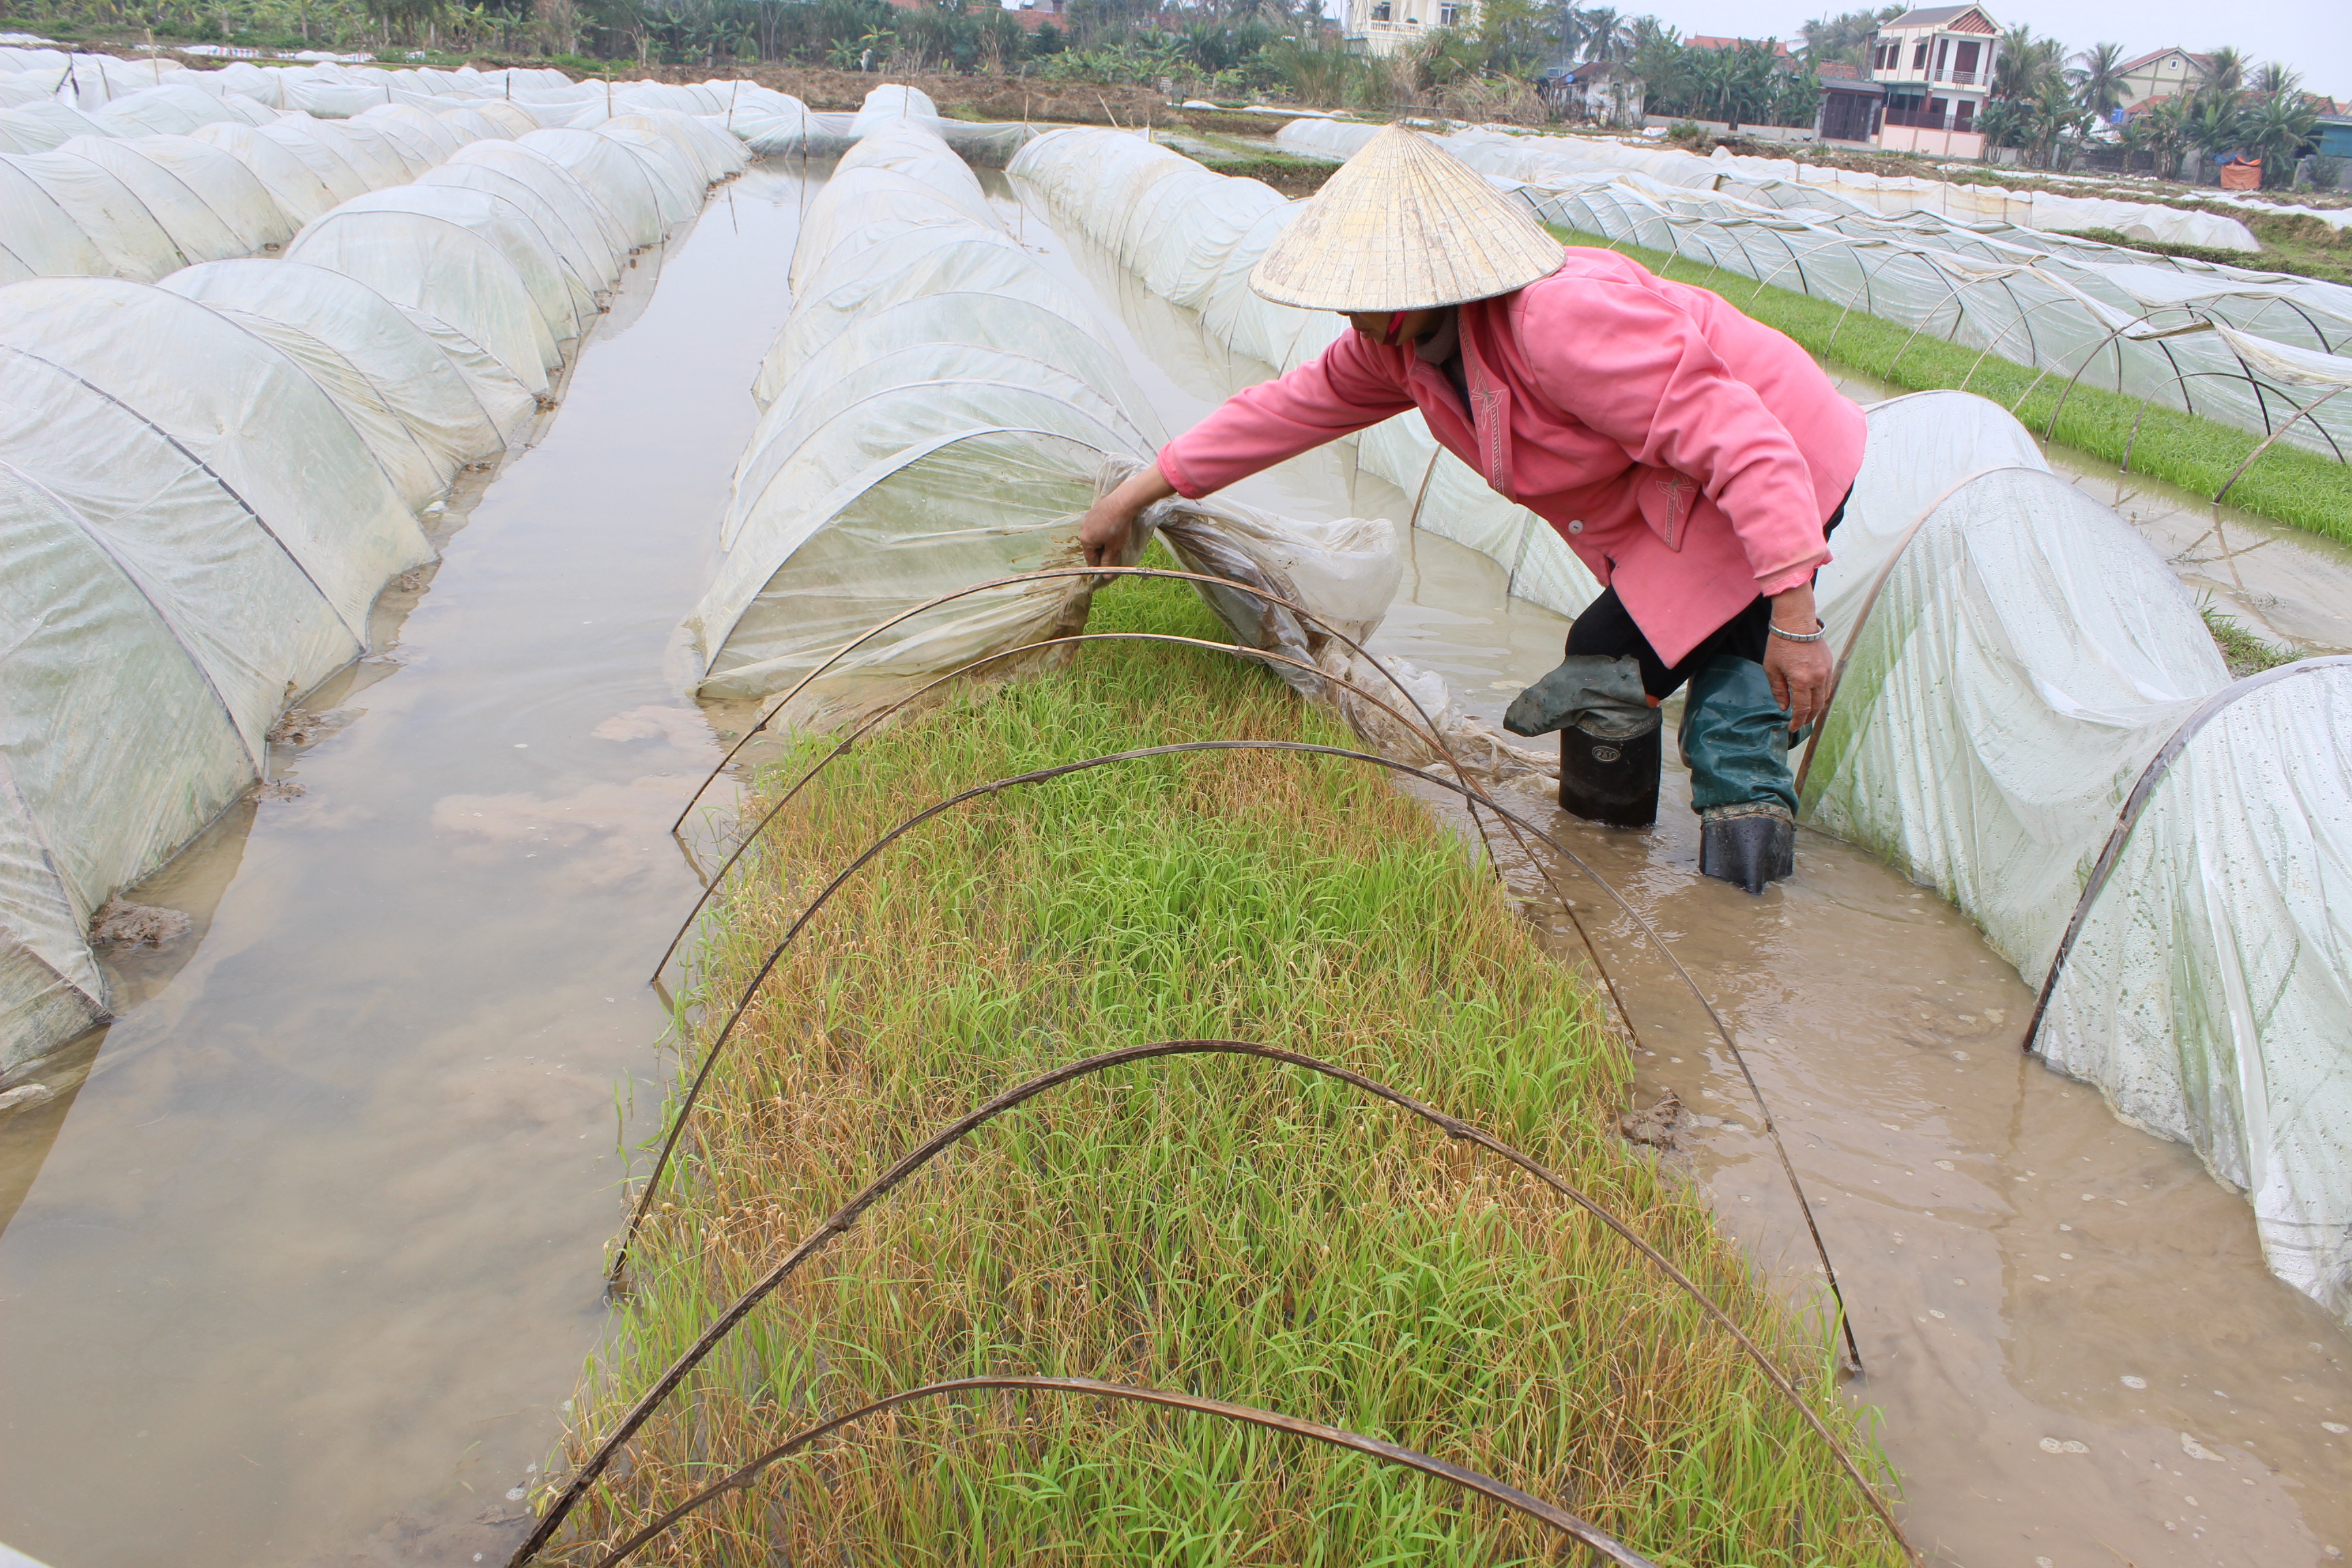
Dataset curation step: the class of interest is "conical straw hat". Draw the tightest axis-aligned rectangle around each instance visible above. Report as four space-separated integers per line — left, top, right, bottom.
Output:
1250 123 1564 312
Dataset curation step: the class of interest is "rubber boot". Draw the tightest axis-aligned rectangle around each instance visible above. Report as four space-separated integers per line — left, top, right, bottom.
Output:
1680 655 1801 894
1558 721 1662 827
1698 803 1795 894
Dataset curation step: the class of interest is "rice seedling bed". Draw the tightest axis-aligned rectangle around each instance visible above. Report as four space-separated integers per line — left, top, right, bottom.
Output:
1547 224 2352 545
548 570 1901 1566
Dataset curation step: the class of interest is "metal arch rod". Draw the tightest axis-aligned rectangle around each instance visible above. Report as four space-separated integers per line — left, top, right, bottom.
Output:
2213 384 2352 503
1791 466 2040 801
570 1375 1661 1568
676 565 1461 836
2163 367 2349 468
526 1042 1904 1567
612 738 1864 1376
651 623 1648 1164
647 630 1494 984
662 564 1568 1083
2016 658 2352 1055
2038 310 2169 442
1954 291 2085 398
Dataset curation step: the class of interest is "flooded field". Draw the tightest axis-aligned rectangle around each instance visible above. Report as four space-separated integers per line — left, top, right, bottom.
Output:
0 151 2344 1568
0 166 816 1568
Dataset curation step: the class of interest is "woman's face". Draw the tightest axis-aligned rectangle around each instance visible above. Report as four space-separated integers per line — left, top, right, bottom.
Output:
1343 308 1443 346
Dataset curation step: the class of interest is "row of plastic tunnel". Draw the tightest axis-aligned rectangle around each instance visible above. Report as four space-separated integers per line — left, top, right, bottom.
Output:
2 66 2347 1332
686 110 2352 1330
0 59 789 1070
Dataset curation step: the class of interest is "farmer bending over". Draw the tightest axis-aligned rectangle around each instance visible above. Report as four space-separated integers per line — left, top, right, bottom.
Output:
1080 125 1861 894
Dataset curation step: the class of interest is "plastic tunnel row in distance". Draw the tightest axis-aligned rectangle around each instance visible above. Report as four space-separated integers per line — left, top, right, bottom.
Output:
1007 124 2352 1330
0 95 747 1081
1277 118 2352 463
686 93 1398 733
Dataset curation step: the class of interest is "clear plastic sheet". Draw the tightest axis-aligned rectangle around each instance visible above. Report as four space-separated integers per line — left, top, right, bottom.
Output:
0 91 741 1074
1810 395 2352 1324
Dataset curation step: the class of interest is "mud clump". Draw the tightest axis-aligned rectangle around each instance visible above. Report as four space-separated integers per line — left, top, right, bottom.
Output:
1620 1088 1686 1149
251 779 308 802
90 900 191 948
267 708 355 747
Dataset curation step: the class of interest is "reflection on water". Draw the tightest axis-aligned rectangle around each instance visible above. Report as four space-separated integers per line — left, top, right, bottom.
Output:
1006 174 2352 1567
0 166 817 1568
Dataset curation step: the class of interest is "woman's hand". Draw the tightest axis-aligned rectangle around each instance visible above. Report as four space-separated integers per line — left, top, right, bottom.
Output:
1079 466 1179 568
1764 584 1833 734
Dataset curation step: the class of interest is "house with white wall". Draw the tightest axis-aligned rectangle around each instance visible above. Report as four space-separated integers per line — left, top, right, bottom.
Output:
2112 47 2213 113
1866 3 2001 159
1341 0 1473 57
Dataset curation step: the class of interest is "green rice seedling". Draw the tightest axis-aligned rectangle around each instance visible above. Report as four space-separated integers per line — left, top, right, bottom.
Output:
551 570 1903 1567
1546 225 2352 545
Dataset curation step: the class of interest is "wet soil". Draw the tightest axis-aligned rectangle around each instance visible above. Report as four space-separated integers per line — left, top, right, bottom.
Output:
0 167 817 1568
1000 173 2352 1567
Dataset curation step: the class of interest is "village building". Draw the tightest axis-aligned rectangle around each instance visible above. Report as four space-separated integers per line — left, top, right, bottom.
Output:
2112 46 2213 113
1339 0 1473 56
1814 59 1885 145
1865 2 2001 159
1539 58 1646 127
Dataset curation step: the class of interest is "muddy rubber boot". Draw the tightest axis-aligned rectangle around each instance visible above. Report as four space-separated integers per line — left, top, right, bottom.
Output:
1503 653 1661 826
1698 802 1796 894
1558 720 1661 827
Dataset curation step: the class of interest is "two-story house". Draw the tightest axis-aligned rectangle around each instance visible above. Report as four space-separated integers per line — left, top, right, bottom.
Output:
1866 3 2000 159
1340 0 1473 57
2113 47 2213 115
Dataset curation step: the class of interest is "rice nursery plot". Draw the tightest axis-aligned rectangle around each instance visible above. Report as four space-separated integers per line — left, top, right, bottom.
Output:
551 570 1901 1567
1544 223 2352 545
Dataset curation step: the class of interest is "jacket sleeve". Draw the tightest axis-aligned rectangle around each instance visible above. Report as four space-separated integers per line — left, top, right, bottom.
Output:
1156 330 1416 498
1519 279 1829 594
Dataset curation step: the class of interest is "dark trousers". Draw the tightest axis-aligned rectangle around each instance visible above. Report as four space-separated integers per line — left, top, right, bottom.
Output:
1563 493 1846 815
1563 491 1848 698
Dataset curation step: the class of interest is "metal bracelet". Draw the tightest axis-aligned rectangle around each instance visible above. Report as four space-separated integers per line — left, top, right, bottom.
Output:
1768 619 1827 643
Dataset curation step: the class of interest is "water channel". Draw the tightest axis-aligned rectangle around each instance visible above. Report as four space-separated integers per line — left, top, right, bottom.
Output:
0 152 2344 1568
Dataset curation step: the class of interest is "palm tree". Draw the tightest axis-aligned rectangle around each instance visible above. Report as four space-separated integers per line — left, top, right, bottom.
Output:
2240 90 2318 185
2251 61 2301 101
2138 91 2193 177
2200 45 2244 100
1991 24 2062 103
2185 90 2246 172
2070 41 2127 122
2028 76 2085 167
1579 7 1631 64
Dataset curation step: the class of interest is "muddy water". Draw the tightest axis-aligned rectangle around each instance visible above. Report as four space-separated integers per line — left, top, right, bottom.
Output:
1002 177 2352 1567
0 167 816 1568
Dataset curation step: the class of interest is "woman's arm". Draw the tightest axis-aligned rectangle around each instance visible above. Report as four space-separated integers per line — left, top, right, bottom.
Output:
1079 463 1177 568
1081 330 1415 567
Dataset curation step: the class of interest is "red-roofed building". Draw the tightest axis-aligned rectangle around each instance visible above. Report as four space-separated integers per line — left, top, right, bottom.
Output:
2114 47 2215 112
1685 35 1795 61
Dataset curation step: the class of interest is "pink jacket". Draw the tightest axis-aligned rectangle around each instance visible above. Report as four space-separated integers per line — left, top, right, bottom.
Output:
1157 248 1867 667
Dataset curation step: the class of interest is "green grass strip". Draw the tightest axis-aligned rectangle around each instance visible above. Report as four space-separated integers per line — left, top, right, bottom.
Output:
1546 223 2352 544
556 568 1902 1566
